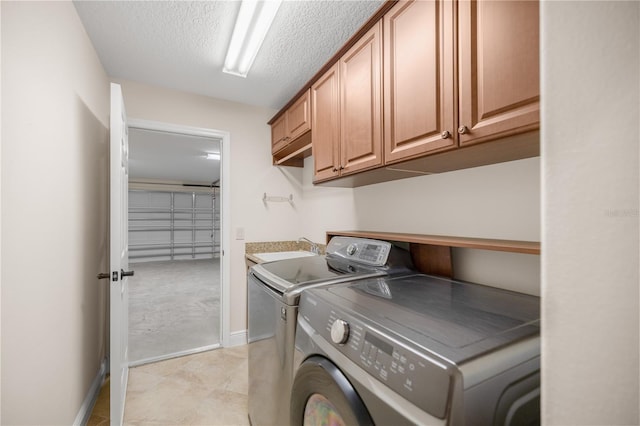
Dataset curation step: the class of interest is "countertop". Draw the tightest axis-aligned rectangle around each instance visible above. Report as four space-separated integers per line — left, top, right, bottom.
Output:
245 240 326 264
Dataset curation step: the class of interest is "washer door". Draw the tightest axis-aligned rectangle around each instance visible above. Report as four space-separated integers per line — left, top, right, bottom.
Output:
290 356 373 426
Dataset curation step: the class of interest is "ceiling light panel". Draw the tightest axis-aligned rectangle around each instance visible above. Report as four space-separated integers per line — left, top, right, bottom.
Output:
223 0 283 77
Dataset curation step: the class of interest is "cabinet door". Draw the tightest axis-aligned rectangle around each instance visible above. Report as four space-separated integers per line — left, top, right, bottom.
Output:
312 64 341 182
384 0 455 164
271 114 287 154
458 0 539 145
287 89 311 141
340 21 383 175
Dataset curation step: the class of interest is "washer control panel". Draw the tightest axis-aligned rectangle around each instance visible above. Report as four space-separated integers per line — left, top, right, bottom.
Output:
326 237 392 267
330 319 350 344
300 296 452 419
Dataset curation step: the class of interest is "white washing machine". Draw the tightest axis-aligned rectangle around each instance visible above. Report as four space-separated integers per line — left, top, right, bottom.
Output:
292 274 541 425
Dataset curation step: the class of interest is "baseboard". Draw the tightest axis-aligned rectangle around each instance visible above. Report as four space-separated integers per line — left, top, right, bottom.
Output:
228 329 247 347
73 358 107 426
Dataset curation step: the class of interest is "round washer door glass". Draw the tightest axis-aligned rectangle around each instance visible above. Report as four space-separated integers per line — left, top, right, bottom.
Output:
291 356 373 426
303 394 346 426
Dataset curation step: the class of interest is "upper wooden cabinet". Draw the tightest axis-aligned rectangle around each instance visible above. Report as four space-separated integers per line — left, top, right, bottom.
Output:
273 0 540 185
383 0 456 164
384 0 539 163
458 0 540 145
313 22 383 183
312 63 341 181
340 21 383 176
271 89 311 155
271 114 287 154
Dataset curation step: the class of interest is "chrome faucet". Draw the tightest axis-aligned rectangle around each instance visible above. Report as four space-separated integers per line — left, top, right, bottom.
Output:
298 237 320 255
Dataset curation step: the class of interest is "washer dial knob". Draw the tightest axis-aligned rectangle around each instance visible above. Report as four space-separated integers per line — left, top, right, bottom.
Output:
346 244 357 256
330 319 350 344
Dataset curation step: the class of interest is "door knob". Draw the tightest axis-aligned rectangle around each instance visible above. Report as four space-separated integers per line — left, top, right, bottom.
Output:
120 269 135 279
97 272 110 280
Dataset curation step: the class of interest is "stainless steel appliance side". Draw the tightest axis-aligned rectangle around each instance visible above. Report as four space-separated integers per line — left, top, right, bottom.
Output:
248 271 297 426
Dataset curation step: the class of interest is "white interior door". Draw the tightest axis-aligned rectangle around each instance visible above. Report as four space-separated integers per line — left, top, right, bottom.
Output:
110 83 131 426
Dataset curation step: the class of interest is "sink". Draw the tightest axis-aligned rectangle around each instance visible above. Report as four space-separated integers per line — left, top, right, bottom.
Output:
253 251 318 262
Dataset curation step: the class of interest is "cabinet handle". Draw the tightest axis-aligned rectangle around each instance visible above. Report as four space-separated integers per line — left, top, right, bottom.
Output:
441 130 451 139
458 126 469 135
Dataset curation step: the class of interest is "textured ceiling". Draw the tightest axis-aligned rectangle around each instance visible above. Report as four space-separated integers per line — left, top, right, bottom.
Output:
74 0 384 110
129 128 221 184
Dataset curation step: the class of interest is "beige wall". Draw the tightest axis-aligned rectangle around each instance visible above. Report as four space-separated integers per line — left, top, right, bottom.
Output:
352 157 541 295
301 156 541 296
1 2 110 424
0 3 3 422
541 1 639 424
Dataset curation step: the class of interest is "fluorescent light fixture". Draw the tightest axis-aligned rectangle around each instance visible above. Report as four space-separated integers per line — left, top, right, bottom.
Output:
223 0 282 78
205 152 221 160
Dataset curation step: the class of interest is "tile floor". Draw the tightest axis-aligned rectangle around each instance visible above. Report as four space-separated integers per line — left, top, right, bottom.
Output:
88 345 248 425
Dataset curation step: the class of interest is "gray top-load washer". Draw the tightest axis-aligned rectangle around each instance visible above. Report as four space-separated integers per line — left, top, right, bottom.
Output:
292 273 541 425
247 237 414 426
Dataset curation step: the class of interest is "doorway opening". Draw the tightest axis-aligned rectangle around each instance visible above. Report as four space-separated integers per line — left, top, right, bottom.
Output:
125 119 230 365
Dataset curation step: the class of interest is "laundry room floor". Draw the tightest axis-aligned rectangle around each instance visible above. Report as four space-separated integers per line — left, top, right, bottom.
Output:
88 345 249 425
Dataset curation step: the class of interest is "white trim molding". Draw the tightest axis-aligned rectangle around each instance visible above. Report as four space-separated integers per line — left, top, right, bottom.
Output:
73 358 107 426
228 330 248 347
125 118 232 350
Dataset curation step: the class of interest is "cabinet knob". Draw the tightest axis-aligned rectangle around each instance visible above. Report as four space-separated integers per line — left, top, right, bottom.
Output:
339 166 345 170
332 167 338 172
458 125 469 134
441 130 451 139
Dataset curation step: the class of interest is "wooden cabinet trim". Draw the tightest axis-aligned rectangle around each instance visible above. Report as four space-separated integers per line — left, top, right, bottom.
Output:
326 230 540 255
327 230 538 278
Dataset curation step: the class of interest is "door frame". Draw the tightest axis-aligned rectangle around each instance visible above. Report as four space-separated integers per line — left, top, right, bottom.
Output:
127 118 232 348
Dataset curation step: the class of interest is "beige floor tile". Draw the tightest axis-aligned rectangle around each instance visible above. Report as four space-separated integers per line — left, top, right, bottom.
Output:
185 389 249 426
91 377 110 418
87 413 110 426
90 346 249 425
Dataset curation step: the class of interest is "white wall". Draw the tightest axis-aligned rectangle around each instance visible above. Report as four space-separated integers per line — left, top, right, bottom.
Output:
1 2 110 424
541 1 639 424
